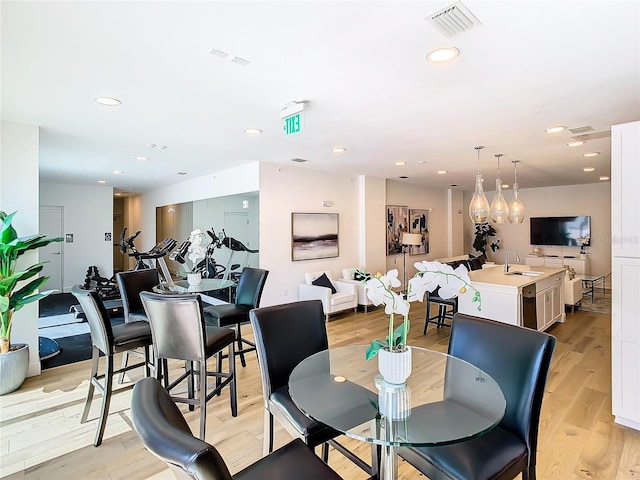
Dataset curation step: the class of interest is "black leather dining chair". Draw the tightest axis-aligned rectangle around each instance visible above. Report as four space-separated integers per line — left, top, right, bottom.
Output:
401 313 557 480
203 267 269 367
115 269 162 381
249 300 371 476
116 269 160 323
131 377 342 480
140 291 237 440
71 285 153 447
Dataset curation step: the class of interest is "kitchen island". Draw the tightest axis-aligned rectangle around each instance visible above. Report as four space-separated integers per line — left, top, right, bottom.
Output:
457 264 566 331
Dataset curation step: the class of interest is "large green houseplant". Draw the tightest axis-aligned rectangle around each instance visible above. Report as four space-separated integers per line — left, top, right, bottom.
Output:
1 211 62 354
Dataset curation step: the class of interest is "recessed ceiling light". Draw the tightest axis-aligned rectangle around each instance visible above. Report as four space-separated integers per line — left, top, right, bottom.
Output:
135 156 149 161
583 167 596 172
417 160 426 165
114 192 122 196
93 97 121 106
599 176 610 181
583 152 599 157
331 147 346 153
545 126 566 134
425 46 460 63
244 128 263 135
113 170 124 175
437 170 447 174
395 161 406 166
567 140 584 147
97 180 106 184
502 184 510 189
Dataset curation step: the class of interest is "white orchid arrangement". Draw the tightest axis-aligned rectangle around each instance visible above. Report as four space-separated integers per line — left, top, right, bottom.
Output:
363 261 481 360
577 235 589 254
187 229 206 273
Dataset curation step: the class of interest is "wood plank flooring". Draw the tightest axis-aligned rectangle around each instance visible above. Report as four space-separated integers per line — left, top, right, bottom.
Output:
1 304 639 479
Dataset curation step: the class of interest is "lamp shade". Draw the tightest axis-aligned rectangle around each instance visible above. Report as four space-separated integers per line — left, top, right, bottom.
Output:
402 233 423 246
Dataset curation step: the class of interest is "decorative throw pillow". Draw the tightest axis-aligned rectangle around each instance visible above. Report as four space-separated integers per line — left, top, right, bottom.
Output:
354 271 371 282
311 272 337 294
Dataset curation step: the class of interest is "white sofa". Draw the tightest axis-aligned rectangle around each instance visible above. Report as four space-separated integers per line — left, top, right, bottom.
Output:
341 267 373 313
299 270 358 322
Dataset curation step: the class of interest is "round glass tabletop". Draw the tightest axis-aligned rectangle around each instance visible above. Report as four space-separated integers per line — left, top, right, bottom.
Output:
289 344 505 448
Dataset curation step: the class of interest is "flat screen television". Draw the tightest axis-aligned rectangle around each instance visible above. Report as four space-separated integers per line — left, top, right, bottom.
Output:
530 216 591 246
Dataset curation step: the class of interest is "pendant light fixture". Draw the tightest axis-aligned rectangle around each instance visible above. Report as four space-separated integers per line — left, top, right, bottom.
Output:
468 145 490 224
490 154 509 223
508 160 525 224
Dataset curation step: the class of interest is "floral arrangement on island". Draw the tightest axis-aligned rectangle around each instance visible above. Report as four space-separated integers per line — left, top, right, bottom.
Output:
577 235 589 255
362 260 481 360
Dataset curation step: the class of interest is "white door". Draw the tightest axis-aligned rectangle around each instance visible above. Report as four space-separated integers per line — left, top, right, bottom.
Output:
39 206 64 291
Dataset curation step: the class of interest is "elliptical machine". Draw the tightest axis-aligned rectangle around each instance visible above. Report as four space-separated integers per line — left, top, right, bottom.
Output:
218 229 258 284
119 227 177 282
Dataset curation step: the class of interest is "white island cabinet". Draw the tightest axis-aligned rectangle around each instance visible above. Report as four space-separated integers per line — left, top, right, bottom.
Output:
457 265 565 332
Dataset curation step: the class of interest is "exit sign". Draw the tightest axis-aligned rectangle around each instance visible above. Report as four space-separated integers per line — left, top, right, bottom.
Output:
283 113 303 136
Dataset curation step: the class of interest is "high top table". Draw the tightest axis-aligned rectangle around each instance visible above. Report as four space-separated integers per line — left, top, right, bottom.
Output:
289 345 505 480
153 278 234 305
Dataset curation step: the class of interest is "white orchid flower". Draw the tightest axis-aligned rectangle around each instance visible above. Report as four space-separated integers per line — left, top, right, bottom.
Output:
365 270 408 315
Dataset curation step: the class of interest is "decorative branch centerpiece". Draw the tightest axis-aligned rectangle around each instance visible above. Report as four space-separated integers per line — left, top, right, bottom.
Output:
363 261 480 384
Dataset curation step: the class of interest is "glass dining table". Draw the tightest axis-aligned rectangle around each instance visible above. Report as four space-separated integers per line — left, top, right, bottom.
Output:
289 345 506 480
153 278 235 305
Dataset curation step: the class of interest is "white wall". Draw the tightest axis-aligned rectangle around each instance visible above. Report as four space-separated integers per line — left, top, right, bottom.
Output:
463 182 612 275
1 121 41 376
40 183 114 291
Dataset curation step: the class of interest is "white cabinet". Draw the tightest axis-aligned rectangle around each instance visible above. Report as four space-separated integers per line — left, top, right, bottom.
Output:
611 120 640 431
534 274 564 331
525 255 589 274
611 121 640 258
612 256 640 428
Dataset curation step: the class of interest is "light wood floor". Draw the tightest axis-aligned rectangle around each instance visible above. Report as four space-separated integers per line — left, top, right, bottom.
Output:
1 304 639 479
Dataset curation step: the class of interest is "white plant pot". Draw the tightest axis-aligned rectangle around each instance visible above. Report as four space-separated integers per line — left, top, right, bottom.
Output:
187 272 202 286
0 344 29 395
378 346 412 384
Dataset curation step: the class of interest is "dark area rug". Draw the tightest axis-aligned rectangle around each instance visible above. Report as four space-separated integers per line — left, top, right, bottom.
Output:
39 293 77 317
41 316 125 370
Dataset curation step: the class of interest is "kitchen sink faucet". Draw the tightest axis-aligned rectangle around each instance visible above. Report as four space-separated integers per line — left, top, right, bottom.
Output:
504 250 521 273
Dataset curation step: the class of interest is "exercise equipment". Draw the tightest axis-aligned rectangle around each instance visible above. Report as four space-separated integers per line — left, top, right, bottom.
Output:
119 227 177 282
219 229 258 283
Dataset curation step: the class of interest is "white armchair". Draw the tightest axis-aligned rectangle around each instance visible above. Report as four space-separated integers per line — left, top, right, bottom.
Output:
299 270 357 322
341 267 373 313
564 276 583 313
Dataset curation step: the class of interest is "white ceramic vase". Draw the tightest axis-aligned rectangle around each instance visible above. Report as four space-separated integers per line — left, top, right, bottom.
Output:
378 346 412 384
187 272 202 286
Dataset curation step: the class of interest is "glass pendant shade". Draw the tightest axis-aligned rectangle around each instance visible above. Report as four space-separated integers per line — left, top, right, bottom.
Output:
469 146 490 224
508 160 525 223
490 154 509 223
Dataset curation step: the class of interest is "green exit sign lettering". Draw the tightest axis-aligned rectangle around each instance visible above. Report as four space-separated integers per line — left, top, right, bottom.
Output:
283 113 303 136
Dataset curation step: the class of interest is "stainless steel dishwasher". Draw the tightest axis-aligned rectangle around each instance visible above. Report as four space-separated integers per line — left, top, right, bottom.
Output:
522 284 537 330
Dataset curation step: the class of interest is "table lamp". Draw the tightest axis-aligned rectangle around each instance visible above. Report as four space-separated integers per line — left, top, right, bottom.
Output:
401 233 423 292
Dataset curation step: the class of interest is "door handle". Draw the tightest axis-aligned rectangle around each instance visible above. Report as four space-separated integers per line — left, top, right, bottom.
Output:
52 252 61 255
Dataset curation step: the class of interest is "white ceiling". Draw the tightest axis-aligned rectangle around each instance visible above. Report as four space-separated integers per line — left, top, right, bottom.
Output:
2 1 639 195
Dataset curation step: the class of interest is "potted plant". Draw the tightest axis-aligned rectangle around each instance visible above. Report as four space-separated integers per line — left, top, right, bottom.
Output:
0 211 63 395
473 223 500 259
363 261 481 384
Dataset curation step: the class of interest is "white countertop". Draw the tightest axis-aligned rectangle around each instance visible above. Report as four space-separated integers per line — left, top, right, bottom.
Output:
468 264 566 289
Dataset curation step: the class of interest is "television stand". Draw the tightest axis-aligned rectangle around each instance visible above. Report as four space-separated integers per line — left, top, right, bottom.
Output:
525 254 590 275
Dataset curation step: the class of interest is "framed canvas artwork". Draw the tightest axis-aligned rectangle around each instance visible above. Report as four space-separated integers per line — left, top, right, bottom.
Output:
386 205 409 256
409 208 429 255
291 212 339 261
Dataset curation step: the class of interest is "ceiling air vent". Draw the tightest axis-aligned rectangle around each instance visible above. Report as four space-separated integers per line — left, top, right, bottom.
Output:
291 158 308 163
572 130 611 141
569 125 594 134
425 1 482 37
